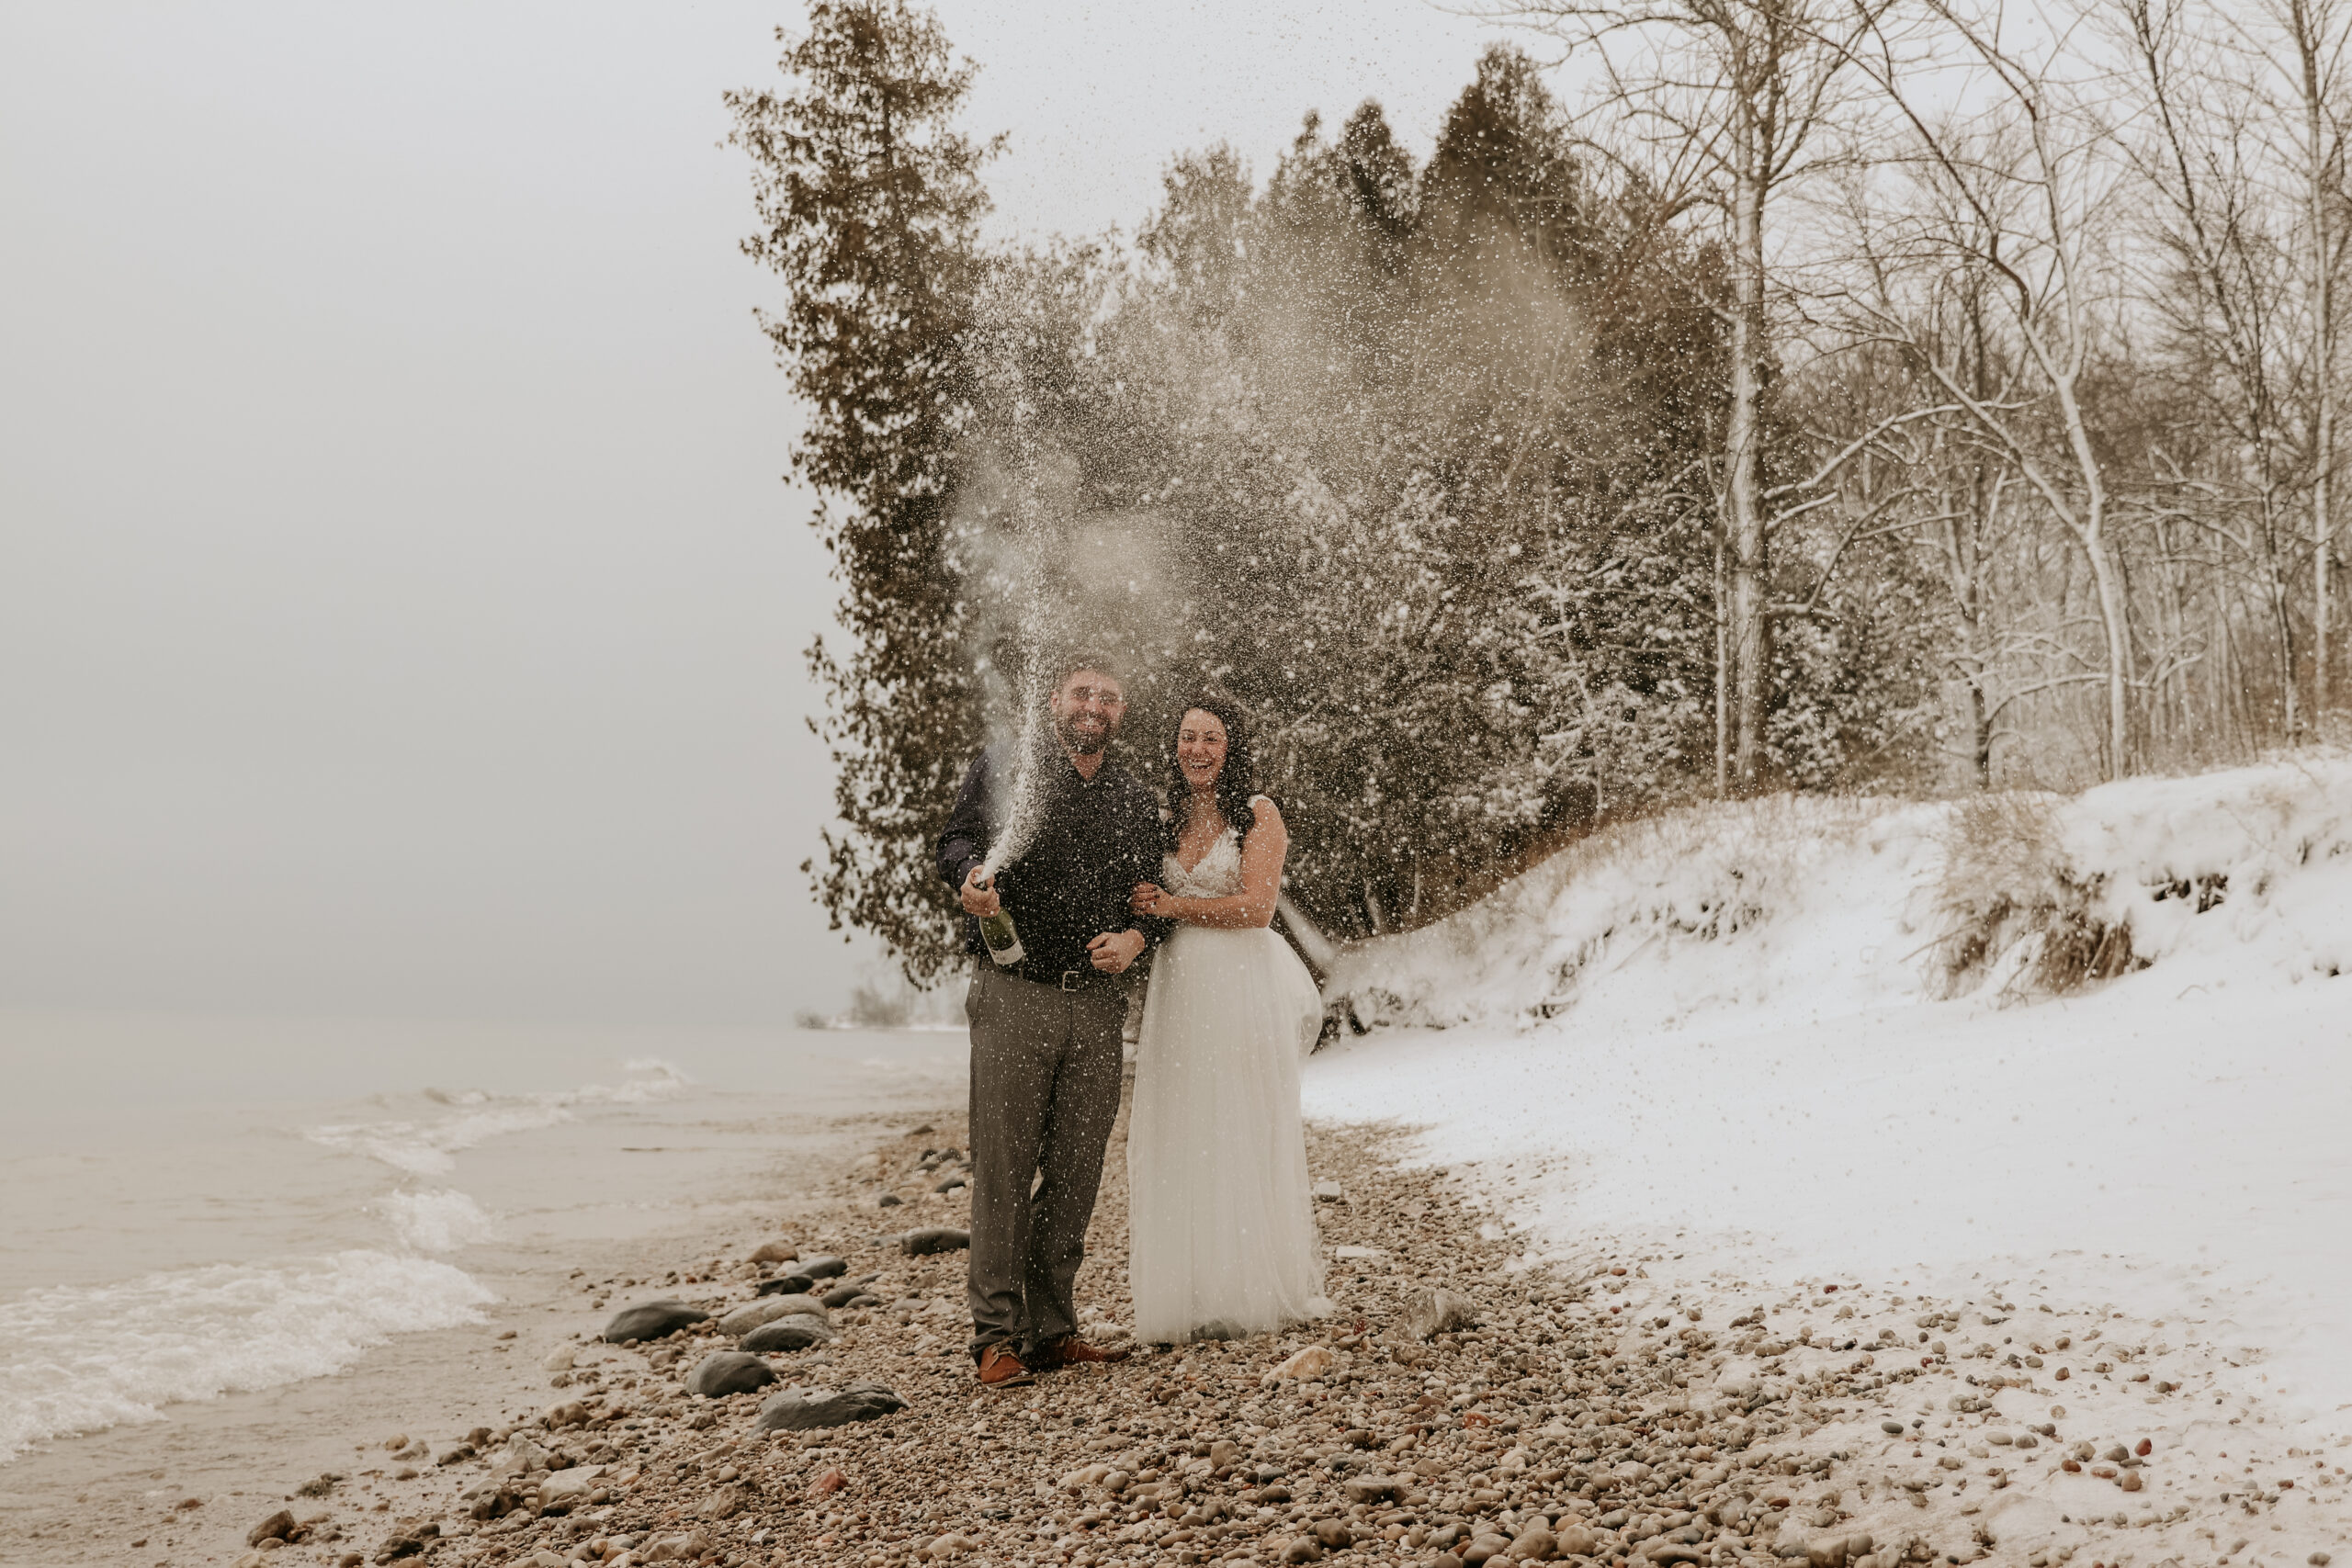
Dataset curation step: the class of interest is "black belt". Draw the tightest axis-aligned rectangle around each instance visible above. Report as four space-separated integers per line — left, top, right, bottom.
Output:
1000 960 1112 992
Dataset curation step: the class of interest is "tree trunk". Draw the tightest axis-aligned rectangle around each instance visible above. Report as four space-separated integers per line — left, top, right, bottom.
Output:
2048 366 2131 777
1714 520 1730 795
1725 102 1771 789
1960 309 1997 786
2297 0 2337 724
1942 491 1996 788
2269 495 2301 737
2083 525 2132 777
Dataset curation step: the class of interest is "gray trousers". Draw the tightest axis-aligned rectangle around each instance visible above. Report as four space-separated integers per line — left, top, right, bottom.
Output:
964 964 1128 1359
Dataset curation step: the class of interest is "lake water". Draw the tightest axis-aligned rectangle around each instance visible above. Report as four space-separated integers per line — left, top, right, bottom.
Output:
0 1011 967 1463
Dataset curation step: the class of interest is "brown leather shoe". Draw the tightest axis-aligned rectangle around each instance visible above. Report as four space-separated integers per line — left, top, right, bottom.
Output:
1035 1336 1129 1369
977 1344 1035 1388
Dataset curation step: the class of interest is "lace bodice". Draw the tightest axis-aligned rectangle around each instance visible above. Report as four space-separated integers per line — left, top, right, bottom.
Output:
1160 797 1267 899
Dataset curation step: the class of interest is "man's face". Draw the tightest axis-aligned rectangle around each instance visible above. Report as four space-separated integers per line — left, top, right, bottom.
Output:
1050 669 1125 757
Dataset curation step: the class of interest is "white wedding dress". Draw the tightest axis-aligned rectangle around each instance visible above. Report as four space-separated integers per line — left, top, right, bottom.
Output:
1126 807 1331 1344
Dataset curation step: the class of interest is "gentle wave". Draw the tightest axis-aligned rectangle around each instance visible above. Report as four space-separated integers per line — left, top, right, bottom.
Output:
304 1057 691 1175
0 1251 492 1461
378 1189 496 1253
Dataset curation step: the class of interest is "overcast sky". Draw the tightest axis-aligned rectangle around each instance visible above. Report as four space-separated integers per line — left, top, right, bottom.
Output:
0 1 1520 1028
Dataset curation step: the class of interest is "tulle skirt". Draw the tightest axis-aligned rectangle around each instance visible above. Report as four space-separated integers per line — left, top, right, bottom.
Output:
1126 925 1331 1345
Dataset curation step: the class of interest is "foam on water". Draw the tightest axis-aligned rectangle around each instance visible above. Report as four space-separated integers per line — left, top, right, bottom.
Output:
377 1189 496 1254
0 1032 957 1466
0 1058 699 1461
303 1057 690 1176
0 1250 491 1461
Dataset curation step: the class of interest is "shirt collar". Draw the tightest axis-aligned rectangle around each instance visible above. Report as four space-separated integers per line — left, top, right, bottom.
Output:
1056 748 1111 788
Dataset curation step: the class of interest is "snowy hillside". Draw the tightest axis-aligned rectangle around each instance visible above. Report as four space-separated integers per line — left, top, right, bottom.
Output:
1319 758 2352 1035
1301 757 2352 1561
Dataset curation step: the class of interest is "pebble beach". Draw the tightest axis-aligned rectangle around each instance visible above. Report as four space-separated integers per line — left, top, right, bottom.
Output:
23 1076 2346 1568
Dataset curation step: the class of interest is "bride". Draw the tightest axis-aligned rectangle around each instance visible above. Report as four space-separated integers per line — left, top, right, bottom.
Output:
1125 694 1330 1345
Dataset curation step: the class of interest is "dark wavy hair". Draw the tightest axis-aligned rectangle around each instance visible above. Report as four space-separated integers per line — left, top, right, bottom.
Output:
1162 694 1261 850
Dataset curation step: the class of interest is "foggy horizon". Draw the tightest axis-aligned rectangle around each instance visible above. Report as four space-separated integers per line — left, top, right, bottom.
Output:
0 2 1519 1028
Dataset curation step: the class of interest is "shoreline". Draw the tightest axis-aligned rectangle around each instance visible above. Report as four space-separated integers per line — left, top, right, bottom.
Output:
0 1101 920 1568
6 1090 2345 1568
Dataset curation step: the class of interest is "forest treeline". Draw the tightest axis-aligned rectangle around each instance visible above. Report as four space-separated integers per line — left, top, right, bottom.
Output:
729 0 2352 978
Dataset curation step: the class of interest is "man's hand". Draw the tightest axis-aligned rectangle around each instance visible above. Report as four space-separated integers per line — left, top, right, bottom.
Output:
1087 929 1147 974
960 868 1001 918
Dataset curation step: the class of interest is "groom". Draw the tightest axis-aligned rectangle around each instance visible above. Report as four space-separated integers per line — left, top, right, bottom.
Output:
937 653 1170 1388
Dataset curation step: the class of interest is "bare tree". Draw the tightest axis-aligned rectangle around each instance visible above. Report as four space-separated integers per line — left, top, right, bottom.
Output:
2119 0 2310 737
2265 0 2352 721
1494 0 1887 792
1846 3 2139 778
1912 285 2027 785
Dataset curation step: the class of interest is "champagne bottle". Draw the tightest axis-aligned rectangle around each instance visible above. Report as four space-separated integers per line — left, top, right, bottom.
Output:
974 873 1023 966
978 908 1024 966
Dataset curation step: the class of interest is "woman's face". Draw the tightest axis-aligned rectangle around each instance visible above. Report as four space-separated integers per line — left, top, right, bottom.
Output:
1176 709 1228 795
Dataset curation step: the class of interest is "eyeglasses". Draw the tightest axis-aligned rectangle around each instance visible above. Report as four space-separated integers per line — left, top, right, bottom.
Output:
1062 685 1126 708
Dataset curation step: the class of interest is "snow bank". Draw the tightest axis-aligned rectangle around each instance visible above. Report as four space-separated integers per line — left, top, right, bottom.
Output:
1303 754 2352 1441
1322 756 2352 1034
2056 759 2352 983
1321 795 1935 1034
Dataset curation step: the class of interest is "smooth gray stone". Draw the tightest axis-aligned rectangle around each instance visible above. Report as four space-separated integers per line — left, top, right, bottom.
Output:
685 1351 778 1398
741 1314 834 1353
717 1294 829 1337
798 1255 849 1280
602 1299 711 1344
820 1282 867 1309
753 1382 908 1432
756 1273 816 1297
899 1227 971 1256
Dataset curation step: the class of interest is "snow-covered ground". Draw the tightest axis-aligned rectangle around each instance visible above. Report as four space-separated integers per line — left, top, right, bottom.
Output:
1302 758 2352 1562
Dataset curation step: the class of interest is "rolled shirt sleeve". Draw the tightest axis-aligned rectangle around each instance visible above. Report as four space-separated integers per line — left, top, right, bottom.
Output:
937 750 996 893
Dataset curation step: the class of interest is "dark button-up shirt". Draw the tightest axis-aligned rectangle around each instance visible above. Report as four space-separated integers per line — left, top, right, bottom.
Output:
936 745 1171 979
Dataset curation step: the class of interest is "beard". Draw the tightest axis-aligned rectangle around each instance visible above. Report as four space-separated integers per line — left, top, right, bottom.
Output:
1055 710 1114 756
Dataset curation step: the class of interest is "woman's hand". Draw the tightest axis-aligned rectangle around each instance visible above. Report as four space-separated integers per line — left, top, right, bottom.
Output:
1087 930 1147 974
1130 882 1168 917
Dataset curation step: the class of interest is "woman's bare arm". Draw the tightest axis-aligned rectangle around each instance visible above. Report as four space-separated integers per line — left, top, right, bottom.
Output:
1140 799 1287 929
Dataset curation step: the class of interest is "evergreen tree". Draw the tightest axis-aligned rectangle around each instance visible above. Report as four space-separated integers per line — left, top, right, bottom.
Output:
726 1 994 980
1025 59 1726 938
